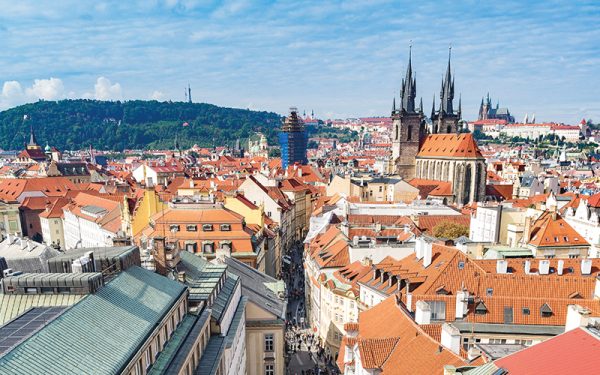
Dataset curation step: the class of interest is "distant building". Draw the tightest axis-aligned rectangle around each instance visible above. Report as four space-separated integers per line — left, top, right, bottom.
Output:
279 108 307 169
478 93 515 123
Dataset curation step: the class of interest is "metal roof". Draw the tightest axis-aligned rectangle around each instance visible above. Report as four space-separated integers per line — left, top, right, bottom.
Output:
149 309 211 375
0 307 67 357
224 256 286 320
0 293 84 326
212 275 239 323
0 266 187 374
196 297 247 375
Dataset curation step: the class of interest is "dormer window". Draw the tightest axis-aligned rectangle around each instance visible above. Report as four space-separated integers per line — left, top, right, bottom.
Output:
220 224 231 231
187 225 197 232
202 224 213 232
475 301 487 315
540 303 552 317
170 225 180 232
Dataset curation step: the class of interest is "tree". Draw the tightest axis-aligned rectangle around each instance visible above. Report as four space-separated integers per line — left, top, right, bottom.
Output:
269 147 281 157
307 140 319 149
432 221 469 239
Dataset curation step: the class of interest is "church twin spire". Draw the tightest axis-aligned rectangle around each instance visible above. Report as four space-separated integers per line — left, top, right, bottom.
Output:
396 45 457 118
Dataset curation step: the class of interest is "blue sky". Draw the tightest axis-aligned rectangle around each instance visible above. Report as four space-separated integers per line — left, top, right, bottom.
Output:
0 0 598 123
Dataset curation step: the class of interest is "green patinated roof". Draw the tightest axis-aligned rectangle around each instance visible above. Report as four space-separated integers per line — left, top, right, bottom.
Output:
179 251 227 302
0 266 187 375
212 275 239 323
0 293 84 326
196 297 247 375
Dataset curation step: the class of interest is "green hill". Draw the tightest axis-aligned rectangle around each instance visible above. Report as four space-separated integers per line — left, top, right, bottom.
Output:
0 100 283 151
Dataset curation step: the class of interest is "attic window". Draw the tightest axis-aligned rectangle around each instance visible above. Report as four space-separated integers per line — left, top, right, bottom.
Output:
569 292 582 299
475 301 487 315
202 224 213 231
170 225 180 232
540 303 553 317
522 307 530 315
458 261 465 270
220 224 231 231
554 237 559 242
435 286 449 295
187 225 197 232
486 288 493 297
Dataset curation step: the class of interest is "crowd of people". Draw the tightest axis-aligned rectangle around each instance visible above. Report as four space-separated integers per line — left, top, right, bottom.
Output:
281 244 339 375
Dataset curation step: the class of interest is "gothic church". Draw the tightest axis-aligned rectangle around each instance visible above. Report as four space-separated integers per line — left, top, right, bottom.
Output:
391 48 486 205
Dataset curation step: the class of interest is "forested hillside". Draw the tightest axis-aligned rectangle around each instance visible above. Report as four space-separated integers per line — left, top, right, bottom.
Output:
0 100 283 150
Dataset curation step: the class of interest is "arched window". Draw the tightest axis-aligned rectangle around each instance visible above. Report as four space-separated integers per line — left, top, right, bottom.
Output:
407 125 412 141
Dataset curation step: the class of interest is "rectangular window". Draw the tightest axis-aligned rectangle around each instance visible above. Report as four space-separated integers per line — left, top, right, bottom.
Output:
186 225 197 232
503 307 513 324
170 224 180 232
265 364 274 375
220 224 231 231
264 334 274 352
202 224 213 231
203 242 214 254
427 301 446 321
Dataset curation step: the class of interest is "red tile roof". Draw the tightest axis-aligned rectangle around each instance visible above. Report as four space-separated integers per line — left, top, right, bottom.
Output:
417 134 483 158
495 328 600 374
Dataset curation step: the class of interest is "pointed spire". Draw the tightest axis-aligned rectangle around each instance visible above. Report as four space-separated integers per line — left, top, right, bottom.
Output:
419 97 423 113
392 97 396 113
400 44 416 113
431 94 436 119
441 45 454 114
458 94 462 117
28 121 37 147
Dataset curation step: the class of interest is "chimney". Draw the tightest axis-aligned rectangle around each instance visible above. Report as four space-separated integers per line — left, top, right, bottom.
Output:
6 232 12 243
524 259 531 274
189 180 194 188
153 236 168 276
26 239 33 252
565 304 591 332
353 236 359 246
415 237 424 260
496 259 508 274
557 259 564 275
441 323 461 355
455 290 469 319
415 300 431 325
581 259 592 275
539 259 550 275
423 241 432 268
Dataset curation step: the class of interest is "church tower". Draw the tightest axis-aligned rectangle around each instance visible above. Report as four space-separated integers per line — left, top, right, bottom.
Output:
392 47 425 179
431 47 461 134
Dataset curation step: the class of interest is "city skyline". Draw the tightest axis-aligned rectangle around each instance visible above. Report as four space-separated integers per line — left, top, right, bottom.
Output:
0 0 598 123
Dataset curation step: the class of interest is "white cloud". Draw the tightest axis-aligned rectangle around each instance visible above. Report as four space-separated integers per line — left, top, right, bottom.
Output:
0 81 26 109
25 77 65 100
150 90 165 100
94 77 122 100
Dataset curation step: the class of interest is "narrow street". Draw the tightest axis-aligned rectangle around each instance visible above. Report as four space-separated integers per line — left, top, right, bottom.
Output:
281 242 338 375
